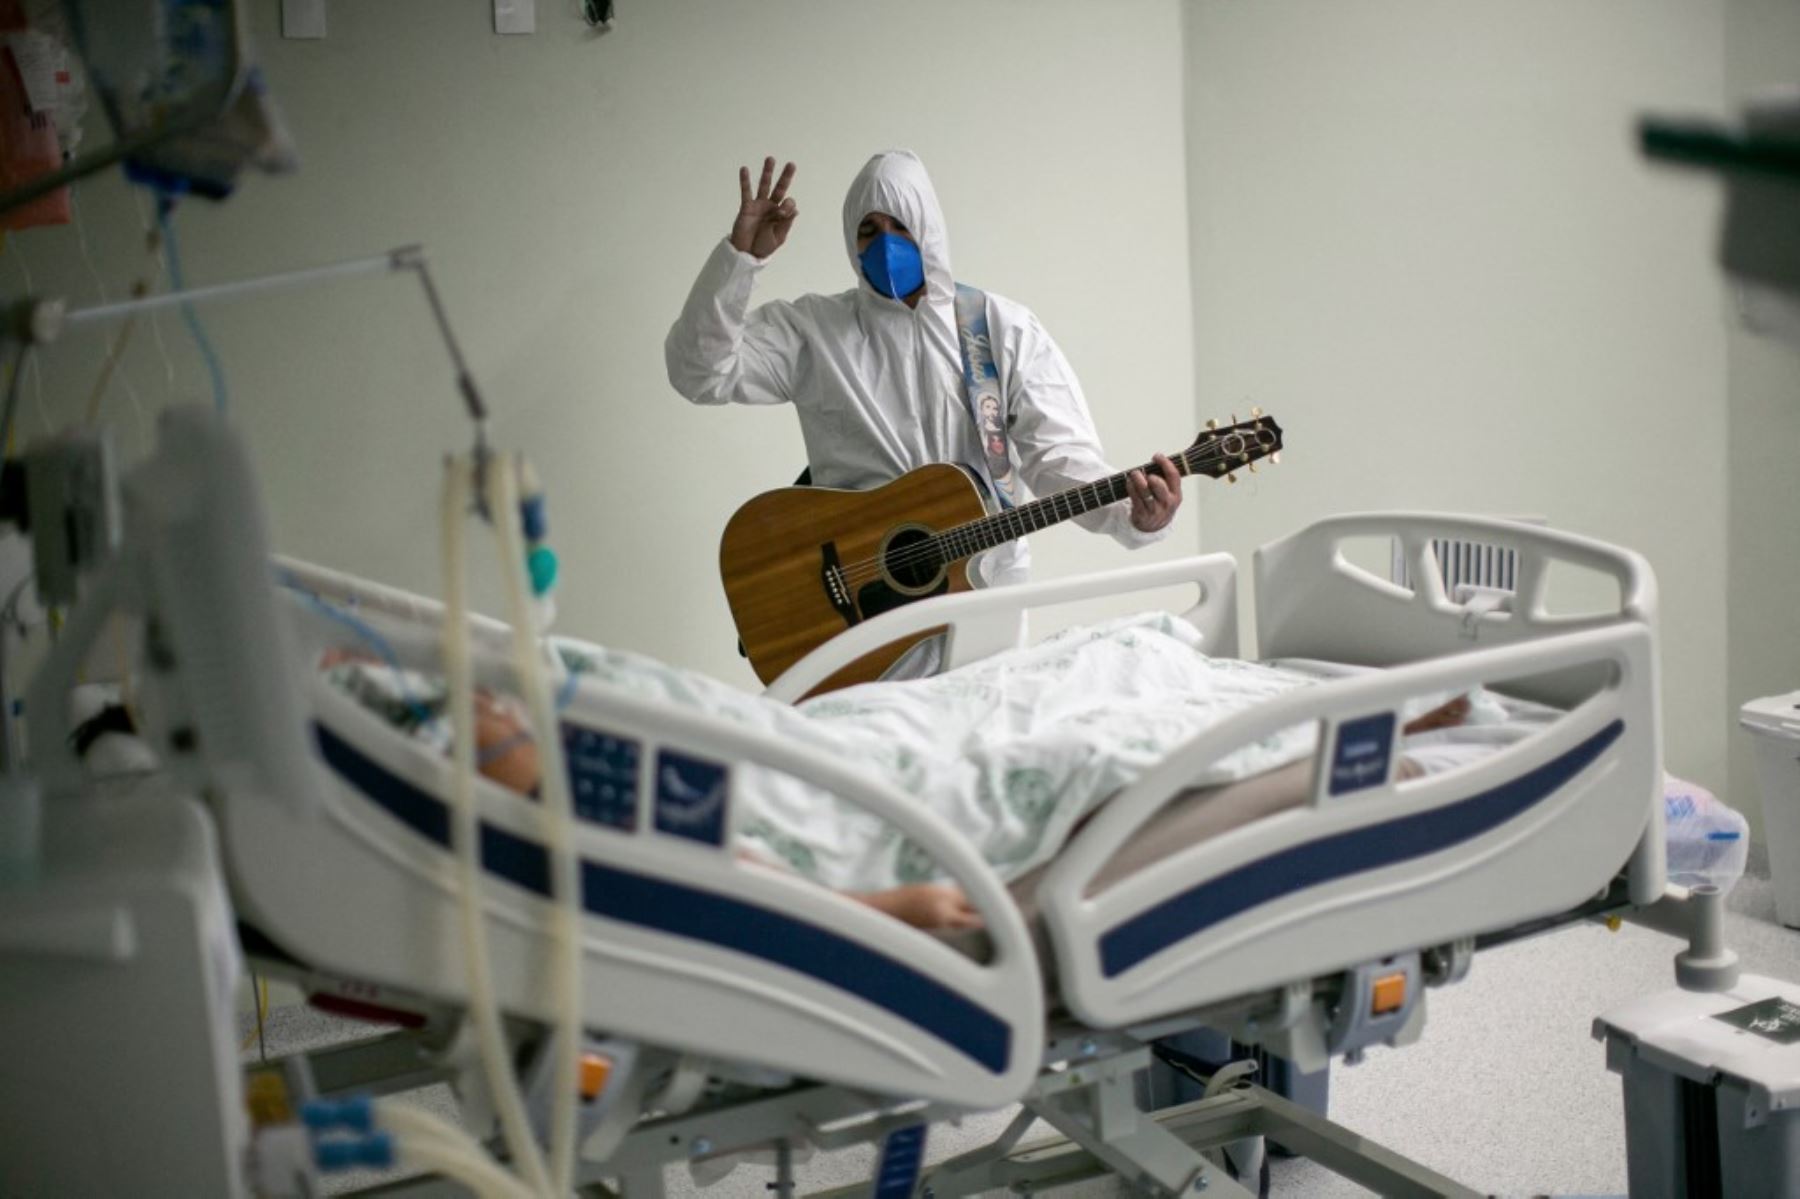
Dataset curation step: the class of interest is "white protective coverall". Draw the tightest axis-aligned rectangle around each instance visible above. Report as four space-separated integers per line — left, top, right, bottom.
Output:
664 149 1164 590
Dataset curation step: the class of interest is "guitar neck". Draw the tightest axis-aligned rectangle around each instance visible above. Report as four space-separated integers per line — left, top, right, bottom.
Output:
932 452 1196 560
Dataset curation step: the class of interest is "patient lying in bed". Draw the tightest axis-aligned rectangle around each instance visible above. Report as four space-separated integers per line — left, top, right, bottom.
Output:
322 612 1481 931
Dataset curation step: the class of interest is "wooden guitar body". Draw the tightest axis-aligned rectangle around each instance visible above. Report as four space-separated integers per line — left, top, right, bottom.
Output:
719 413 1284 698
720 464 987 692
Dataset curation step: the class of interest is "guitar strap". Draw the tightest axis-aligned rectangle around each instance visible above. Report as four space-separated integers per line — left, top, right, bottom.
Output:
953 283 1019 510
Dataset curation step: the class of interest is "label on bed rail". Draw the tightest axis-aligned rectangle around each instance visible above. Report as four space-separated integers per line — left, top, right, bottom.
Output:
1328 712 1396 797
871 1124 927 1199
563 724 640 831
654 750 729 846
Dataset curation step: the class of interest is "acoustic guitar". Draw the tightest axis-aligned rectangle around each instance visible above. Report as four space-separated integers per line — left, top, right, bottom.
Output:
720 411 1284 696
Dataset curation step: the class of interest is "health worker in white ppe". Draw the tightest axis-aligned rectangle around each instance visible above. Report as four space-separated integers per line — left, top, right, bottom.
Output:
664 149 1182 598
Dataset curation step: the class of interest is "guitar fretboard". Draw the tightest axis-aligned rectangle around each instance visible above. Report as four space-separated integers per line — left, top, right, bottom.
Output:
931 445 1206 561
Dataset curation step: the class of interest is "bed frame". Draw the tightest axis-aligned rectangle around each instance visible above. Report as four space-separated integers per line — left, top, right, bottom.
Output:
214 509 1665 1196
16 410 1676 1196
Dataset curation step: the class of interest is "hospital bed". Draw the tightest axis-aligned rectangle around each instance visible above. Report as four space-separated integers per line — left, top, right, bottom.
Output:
3 409 1692 1199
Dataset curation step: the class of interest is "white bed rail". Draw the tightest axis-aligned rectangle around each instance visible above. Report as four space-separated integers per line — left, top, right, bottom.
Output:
277 557 580 703
1038 621 1663 1027
275 555 513 645
765 554 1241 704
240 572 1048 1108
1256 512 1658 710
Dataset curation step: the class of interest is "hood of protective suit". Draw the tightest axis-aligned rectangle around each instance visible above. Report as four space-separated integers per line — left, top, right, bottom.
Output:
841 150 955 310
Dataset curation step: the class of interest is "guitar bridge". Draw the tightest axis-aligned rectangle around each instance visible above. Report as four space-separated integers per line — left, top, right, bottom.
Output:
820 542 859 629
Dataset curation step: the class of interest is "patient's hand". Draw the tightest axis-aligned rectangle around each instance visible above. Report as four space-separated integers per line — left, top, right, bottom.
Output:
854 883 983 931
474 693 542 795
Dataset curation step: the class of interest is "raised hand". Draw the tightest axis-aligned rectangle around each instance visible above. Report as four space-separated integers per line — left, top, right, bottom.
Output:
730 157 798 260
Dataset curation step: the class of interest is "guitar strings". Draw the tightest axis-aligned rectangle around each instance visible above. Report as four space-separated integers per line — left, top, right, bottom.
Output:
828 438 1267 589
831 439 1256 586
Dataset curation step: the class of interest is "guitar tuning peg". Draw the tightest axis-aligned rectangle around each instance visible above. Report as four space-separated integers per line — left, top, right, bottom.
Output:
1226 472 1237 485
1205 418 1218 431
1247 462 1257 474
1231 413 1239 424
1250 405 1263 418
1270 452 1281 465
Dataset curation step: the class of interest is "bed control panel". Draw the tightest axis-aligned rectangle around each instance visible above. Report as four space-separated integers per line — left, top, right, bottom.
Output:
563 724 641 831
1328 952 1424 1064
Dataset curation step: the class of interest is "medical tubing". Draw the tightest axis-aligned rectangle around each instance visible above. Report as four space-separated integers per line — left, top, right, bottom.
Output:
154 199 229 413
375 1098 508 1160
397 1137 542 1199
284 580 435 726
486 454 583 1197
442 460 553 1197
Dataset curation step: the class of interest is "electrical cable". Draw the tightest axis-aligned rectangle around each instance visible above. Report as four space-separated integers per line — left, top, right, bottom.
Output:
0 342 30 463
240 975 270 1052
132 190 179 398
154 196 228 413
3 234 49 437
68 187 150 438
254 969 268 1062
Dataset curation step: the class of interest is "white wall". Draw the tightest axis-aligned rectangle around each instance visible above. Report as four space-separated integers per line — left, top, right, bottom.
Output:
1725 0 1800 838
1182 2 1734 794
10 2 1764 815
13 0 1196 687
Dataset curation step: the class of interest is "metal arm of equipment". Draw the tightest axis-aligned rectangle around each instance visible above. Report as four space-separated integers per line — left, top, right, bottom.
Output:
15 245 493 496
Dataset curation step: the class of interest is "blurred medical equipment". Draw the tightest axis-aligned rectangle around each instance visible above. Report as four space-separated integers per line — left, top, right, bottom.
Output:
1588 95 1800 1199
0 0 295 216
1642 90 1800 347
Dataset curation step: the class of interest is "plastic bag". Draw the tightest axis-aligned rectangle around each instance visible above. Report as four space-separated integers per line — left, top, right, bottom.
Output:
0 1 74 229
1663 772 1749 892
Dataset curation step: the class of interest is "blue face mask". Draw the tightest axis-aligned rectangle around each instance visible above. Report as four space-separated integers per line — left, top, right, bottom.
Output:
858 232 925 300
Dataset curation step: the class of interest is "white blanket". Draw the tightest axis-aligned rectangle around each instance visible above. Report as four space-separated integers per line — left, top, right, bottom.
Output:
559 612 1326 891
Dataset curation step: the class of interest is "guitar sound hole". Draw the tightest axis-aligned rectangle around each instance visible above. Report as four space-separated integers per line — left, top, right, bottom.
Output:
882 527 943 591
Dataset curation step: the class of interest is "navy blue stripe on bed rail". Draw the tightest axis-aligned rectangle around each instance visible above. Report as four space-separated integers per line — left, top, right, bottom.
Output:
311 722 1012 1075
1098 719 1625 979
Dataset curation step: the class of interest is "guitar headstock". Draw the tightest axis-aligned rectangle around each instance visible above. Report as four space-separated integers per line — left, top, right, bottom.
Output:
1183 408 1283 482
